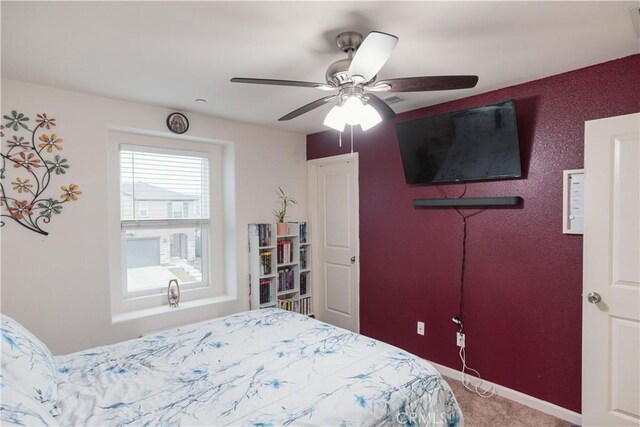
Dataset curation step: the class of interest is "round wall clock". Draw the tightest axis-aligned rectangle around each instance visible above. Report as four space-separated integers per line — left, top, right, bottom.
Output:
166 112 189 134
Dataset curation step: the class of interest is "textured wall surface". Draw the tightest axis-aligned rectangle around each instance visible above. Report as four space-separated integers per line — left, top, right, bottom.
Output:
307 55 640 412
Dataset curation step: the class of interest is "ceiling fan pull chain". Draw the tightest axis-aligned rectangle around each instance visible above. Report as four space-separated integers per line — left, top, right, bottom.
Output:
350 125 354 155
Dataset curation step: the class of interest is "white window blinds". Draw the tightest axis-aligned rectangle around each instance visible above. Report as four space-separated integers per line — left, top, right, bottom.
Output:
120 146 210 221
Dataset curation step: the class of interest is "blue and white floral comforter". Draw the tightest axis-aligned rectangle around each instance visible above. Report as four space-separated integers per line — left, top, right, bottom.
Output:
54 309 462 426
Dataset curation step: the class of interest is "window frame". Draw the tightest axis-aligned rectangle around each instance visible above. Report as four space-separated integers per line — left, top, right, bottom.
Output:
109 134 226 317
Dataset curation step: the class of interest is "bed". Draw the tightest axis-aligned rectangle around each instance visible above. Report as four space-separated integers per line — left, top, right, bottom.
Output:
1 309 462 426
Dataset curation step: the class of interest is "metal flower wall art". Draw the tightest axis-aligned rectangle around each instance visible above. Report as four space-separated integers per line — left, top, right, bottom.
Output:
1 111 81 236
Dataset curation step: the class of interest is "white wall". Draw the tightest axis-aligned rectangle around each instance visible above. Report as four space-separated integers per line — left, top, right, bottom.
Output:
0 79 308 354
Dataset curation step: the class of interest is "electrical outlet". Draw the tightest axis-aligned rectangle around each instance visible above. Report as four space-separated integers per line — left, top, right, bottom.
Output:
456 332 465 348
417 321 425 336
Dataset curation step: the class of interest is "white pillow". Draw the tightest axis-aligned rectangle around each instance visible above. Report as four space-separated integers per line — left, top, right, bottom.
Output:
1 314 59 415
0 375 58 426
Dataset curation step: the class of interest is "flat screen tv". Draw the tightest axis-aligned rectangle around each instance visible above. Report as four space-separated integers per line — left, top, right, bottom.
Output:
396 100 522 185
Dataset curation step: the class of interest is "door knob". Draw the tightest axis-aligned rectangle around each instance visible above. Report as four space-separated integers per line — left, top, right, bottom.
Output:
351 256 356 264
587 292 602 304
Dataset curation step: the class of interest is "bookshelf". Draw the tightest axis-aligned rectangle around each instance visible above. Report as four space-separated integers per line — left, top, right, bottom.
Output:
248 221 313 316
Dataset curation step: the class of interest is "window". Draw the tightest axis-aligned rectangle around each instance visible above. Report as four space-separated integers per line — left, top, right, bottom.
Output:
170 201 185 219
137 201 148 218
120 146 210 297
108 131 232 319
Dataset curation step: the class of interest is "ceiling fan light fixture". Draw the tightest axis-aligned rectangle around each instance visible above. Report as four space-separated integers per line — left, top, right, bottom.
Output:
323 105 346 132
342 96 365 125
359 104 383 131
323 97 383 132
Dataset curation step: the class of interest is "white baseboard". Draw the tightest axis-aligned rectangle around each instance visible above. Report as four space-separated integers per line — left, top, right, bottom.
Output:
430 361 582 425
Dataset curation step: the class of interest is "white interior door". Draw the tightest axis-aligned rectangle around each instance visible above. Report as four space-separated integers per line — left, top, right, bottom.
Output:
583 112 640 427
308 154 359 332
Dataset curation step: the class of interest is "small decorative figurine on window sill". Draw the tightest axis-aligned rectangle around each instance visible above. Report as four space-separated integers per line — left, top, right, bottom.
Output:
167 279 180 307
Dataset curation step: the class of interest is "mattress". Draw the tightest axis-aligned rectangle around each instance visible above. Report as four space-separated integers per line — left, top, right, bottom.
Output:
54 309 462 426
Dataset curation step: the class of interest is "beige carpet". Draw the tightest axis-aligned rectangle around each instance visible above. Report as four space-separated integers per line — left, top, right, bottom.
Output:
445 377 572 427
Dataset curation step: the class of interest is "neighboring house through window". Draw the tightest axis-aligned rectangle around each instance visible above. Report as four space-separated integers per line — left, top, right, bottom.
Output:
119 145 211 297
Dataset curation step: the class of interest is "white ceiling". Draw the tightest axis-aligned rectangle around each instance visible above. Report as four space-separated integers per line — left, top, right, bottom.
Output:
1 1 638 135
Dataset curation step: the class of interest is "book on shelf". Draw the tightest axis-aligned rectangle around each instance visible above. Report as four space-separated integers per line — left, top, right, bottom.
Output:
277 240 294 264
299 297 312 315
299 246 308 269
258 224 272 247
277 267 295 292
278 298 295 312
278 296 311 315
259 250 272 275
259 279 271 304
299 222 308 243
300 273 307 295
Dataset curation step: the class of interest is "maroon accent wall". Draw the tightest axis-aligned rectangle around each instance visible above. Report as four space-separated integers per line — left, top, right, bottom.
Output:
307 55 640 413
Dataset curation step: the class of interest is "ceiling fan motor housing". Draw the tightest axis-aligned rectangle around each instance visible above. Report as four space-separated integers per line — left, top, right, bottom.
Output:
325 58 352 87
325 31 365 87
335 31 363 52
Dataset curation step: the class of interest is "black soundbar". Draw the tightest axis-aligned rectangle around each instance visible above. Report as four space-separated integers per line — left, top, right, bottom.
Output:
413 197 522 208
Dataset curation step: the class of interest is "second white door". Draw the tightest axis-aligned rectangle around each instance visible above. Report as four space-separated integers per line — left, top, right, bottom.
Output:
582 112 640 426
309 154 359 332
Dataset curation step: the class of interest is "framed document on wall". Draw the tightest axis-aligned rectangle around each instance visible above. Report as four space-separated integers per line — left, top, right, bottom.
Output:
563 169 585 234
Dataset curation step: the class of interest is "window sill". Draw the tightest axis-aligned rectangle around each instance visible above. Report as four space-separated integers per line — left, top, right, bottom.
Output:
111 294 236 324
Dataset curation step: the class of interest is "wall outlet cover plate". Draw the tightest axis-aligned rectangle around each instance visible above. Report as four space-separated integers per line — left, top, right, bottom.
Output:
457 332 465 348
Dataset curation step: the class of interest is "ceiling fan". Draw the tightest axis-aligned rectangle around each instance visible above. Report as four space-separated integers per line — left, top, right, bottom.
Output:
231 31 478 131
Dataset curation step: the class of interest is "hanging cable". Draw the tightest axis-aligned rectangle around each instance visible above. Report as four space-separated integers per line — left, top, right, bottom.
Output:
452 205 485 329
438 184 495 398
455 206 495 398
437 184 484 328
459 347 496 397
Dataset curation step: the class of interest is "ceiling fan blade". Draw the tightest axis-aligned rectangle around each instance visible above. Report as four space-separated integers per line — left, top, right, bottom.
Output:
364 94 396 120
347 31 398 82
370 75 479 92
231 78 335 91
279 95 337 121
